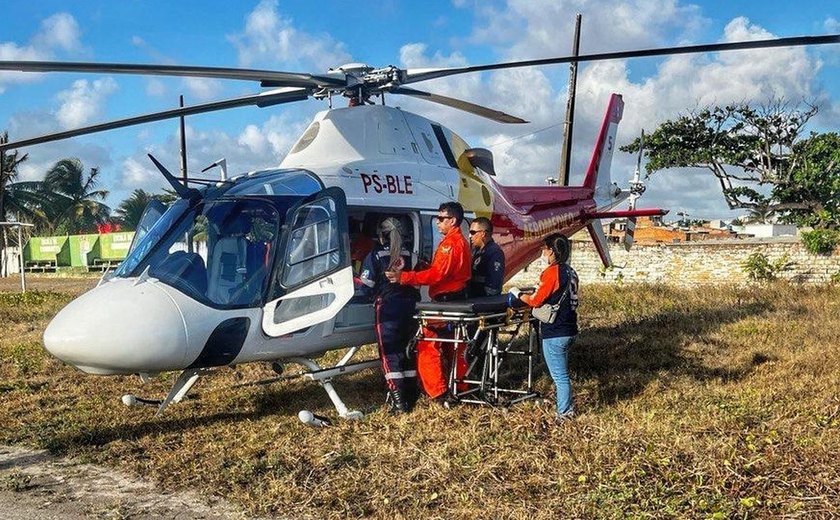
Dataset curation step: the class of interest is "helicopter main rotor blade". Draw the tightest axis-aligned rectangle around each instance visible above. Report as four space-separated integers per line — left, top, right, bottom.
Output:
403 34 840 85
389 86 528 124
0 87 310 152
0 61 344 89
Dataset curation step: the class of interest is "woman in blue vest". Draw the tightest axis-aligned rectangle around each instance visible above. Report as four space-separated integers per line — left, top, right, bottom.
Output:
510 234 579 418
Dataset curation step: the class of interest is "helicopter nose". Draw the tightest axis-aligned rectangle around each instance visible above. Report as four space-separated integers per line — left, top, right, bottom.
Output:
43 279 188 375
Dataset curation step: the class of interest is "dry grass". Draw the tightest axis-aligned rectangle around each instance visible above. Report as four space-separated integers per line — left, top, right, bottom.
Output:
1 277 839 519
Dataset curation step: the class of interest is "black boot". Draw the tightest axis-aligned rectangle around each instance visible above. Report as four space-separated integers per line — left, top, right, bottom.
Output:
386 389 409 415
403 378 419 411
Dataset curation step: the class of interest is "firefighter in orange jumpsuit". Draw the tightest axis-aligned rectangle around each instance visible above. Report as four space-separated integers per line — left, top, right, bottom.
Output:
386 202 471 402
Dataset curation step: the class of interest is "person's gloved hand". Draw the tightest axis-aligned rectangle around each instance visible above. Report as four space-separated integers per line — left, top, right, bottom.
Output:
509 287 521 299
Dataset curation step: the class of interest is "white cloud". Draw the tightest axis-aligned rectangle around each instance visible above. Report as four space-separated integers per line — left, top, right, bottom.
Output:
116 111 312 196
182 77 223 100
0 12 83 92
55 77 118 129
825 17 840 33
32 13 82 52
120 156 162 188
228 0 352 70
465 0 707 60
145 78 167 97
238 124 268 155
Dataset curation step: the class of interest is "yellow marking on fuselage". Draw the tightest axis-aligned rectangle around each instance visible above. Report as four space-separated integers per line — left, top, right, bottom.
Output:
449 132 493 218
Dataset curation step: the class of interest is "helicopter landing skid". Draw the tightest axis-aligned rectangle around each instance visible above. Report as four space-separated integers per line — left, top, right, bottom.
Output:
288 346 379 426
121 367 213 416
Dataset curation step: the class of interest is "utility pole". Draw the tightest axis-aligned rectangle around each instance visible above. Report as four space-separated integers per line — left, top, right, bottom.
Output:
558 14 582 186
179 95 188 182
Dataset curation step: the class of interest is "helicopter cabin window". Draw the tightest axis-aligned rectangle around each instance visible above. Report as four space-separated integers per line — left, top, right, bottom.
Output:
288 122 320 154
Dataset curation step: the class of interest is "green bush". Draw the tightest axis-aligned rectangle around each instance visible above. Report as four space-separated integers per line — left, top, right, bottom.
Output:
742 252 792 281
800 228 839 255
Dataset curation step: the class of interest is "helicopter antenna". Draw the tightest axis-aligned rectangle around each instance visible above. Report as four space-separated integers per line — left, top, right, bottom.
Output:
179 94 188 182
558 14 582 186
201 158 228 181
147 154 199 200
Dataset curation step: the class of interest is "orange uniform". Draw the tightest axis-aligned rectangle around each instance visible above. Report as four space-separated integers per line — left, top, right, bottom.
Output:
400 226 471 399
400 227 471 299
520 264 560 307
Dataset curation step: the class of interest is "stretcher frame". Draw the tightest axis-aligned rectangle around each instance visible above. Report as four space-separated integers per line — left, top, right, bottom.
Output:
411 305 541 407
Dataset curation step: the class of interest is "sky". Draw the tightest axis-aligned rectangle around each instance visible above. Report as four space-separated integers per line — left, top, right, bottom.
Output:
1 0 838 220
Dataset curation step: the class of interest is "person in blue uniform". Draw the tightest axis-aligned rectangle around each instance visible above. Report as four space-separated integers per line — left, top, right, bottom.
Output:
357 217 420 414
468 217 505 298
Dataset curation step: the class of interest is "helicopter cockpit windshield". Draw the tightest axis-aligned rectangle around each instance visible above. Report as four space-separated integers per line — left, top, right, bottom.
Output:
112 169 329 309
114 197 294 308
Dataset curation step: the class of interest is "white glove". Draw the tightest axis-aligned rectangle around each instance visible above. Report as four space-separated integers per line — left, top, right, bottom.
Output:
509 287 521 299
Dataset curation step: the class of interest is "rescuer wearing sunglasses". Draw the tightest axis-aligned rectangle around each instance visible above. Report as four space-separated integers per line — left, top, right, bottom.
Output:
467 216 505 298
386 202 471 404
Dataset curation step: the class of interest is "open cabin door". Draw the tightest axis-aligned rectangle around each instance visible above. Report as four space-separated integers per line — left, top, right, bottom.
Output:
262 187 353 337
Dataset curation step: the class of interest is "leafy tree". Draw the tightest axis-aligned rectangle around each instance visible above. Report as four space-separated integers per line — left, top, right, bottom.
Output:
622 99 820 214
114 189 155 230
39 158 111 234
772 132 840 229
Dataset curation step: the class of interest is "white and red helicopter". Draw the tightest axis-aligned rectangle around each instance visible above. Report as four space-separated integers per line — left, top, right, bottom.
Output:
0 34 837 421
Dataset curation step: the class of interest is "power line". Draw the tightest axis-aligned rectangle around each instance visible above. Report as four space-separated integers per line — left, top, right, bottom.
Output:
486 122 565 149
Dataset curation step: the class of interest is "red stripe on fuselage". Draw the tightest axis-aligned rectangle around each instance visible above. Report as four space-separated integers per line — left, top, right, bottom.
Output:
485 181 596 281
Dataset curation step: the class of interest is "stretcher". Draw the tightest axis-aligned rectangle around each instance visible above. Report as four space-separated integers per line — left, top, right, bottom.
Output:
411 294 541 407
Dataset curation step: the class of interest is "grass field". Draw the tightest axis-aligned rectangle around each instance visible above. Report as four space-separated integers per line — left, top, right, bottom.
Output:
1 277 838 519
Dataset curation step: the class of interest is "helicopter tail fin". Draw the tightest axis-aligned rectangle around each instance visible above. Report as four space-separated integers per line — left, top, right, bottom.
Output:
582 93 624 209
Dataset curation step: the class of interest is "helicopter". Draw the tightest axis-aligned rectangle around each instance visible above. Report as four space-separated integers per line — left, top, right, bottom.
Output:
0 33 837 422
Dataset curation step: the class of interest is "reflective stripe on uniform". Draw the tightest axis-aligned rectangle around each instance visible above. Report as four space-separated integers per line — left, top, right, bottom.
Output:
385 369 418 380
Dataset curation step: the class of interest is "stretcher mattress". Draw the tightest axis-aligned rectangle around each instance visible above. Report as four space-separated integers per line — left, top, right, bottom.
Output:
415 294 528 314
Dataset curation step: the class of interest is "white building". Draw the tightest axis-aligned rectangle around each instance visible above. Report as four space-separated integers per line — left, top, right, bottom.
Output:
730 223 799 237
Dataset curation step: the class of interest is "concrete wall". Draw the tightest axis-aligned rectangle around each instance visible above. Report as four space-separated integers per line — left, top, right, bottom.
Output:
509 237 840 287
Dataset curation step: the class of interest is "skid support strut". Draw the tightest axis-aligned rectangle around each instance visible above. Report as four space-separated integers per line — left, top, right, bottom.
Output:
290 346 379 426
121 367 213 415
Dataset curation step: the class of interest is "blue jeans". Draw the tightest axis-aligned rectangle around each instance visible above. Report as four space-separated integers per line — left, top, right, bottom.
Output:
542 335 575 416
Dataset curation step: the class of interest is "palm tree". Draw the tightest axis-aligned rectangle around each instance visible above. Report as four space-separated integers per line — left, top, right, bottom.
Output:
0 132 51 275
114 189 156 230
40 158 111 234
1 132 32 223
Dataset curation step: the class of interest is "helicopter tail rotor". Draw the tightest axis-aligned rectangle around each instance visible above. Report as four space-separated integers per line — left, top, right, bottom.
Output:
623 129 647 251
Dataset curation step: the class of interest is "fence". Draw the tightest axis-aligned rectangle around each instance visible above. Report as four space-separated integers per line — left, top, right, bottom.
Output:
509 237 840 287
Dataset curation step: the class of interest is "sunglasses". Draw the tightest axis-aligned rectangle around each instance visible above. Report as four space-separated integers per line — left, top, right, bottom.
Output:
435 215 453 222
469 229 486 235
